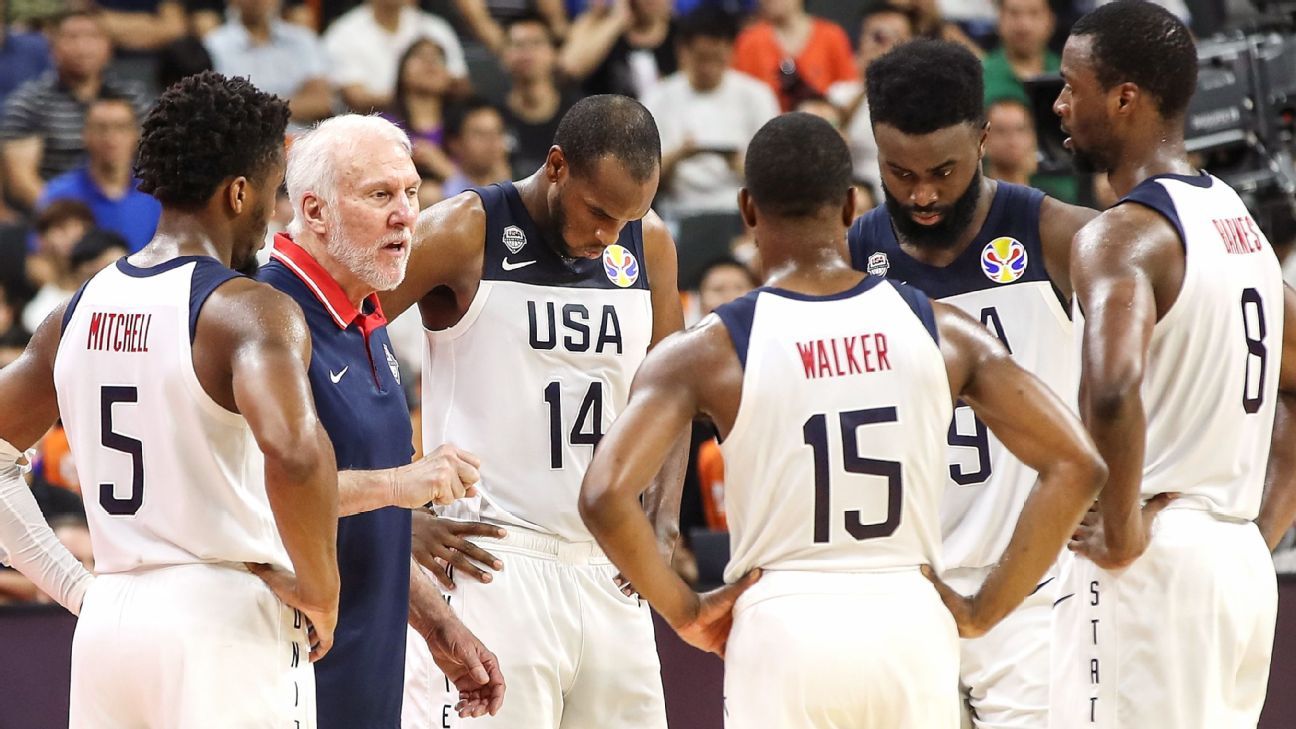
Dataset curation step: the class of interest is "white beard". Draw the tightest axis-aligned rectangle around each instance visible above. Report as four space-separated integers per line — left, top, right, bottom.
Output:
324 212 410 292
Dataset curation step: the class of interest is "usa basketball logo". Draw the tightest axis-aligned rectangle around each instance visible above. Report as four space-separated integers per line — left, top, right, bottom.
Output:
602 244 639 287
980 237 1028 284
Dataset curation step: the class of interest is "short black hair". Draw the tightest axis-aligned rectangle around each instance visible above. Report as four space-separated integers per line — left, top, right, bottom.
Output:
677 7 739 44
553 95 660 183
505 12 555 45
698 257 758 288
1071 0 1197 119
867 39 984 134
70 229 128 269
444 97 501 141
136 72 289 208
745 112 852 218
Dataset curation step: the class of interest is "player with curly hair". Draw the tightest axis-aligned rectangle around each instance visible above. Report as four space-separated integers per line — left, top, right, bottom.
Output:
0 71 341 727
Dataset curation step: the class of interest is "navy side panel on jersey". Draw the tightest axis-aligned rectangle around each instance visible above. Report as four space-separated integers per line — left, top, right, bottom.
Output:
847 182 1060 304
473 181 650 291
258 260 415 729
1118 173 1212 247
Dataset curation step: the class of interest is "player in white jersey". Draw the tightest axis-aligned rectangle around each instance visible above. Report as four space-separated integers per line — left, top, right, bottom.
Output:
0 73 342 727
847 39 1098 729
579 112 1106 728
1051 3 1296 727
380 94 685 729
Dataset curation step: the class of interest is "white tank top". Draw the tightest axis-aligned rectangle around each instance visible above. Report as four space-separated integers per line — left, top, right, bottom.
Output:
714 277 952 583
1116 173 1283 519
53 256 292 574
423 184 653 541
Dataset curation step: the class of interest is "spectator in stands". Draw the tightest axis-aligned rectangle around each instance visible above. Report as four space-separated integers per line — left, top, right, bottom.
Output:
890 0 982 56
0 8 149 211
21 200 94 333
826 4 914 195
982 0 1056 106
0 0 51 111
24 226 128 332
644 9 777 218
559 0 678 98
36 94 160 253
385 38 458 184
155 35 213 92
204 0 333 127
323 0 468 112
441 98 511 198
731 0 856 111
500 15 578 178
95 0 186 54
983 96 1036 185
452 0 570 55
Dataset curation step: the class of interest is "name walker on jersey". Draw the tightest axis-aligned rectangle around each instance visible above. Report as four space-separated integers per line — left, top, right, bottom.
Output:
797 333 892 379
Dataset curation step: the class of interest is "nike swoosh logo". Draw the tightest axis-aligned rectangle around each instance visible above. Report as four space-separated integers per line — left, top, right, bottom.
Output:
329 366 348 384
1053 593 1075 608
1029 576 1056 596
502 258 536 271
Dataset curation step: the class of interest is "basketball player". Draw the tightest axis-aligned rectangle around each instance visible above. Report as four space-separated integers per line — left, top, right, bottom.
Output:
847 39 1097 728
1050 2 1296 727
0 72 340 726
379 94 684 728
579 112 1104 728
258 114 504 727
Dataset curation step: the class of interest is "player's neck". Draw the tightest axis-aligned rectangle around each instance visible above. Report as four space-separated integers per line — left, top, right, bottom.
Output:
1105 131 1194 199
134 210 233 267
514 171 553 231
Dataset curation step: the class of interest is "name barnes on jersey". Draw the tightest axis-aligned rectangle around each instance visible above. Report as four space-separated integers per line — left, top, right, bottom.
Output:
796 332 892 380
84 310 154 353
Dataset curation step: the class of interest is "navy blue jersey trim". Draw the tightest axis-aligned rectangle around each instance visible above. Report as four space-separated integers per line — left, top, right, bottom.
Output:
116 254 213 278
188 259 242 344
713 289 760 369
888 280 939 345
1150 172 1213 188
761 275 883 302
1118 180 1187 251
61 281 91 335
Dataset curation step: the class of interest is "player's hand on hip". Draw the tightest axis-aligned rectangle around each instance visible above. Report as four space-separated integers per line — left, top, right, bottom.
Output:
411 508 505 589
1069 492 1178 570
674 568 762 659
246 562 338 662
921 565 984 638
421 614 506 718
393 444 483 508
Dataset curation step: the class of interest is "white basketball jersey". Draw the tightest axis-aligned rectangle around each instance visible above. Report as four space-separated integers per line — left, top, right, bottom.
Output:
1120 173 1283 519
716 277 953 583
423 184 653 541
53 256 292 574
849 183 1078 571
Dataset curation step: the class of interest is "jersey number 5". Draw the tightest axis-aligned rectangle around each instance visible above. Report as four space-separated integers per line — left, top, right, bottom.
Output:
100 385 144 516
803 407 903 543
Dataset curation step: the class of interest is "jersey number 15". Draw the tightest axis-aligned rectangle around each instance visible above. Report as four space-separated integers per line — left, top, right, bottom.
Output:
803 407 903 543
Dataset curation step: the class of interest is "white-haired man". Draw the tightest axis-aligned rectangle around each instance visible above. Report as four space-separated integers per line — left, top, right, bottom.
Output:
257 113 506 727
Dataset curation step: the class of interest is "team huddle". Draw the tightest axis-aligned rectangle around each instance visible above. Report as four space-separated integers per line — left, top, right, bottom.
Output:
0 1 1290 728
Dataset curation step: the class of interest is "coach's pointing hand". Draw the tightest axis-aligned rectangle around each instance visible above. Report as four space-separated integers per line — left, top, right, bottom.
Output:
392 444 482 508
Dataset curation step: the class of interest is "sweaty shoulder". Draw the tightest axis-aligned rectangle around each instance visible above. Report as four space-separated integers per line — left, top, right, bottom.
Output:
639 314 744 435
1072 202 1185 319
1037 195 1098 300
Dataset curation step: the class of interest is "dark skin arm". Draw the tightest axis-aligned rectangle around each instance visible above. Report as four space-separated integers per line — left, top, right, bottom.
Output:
1037 196 1099 303
0 303 67 452
1256 285 1296 550
925 304 1106 636
198 280 341 661
581 318 757 657
1067 204 1185 569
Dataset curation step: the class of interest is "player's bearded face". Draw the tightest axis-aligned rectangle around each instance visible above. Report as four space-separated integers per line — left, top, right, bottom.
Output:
324 207 411 291
883 167 984 250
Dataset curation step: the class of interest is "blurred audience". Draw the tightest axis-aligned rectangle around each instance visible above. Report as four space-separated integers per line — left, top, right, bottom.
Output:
21 200 94 332
442 97 511 197
560 0 677 98
36 94 160 253
1 8 150 211
983 96 1036 186
890 0 981 56
96 0 187 53
826 3 913 195
644 8 777 217
323 0 468 111
0 0 51 111
731 0 856 111
203 0 334 126
500 14 578 177
0 284 29 368
982 0 1055 106
384 38 459 183
452 0 569 55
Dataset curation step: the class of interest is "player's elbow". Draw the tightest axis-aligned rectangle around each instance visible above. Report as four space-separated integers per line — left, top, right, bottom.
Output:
577 473 617 536
1084 372 1143 425
262 423 333 486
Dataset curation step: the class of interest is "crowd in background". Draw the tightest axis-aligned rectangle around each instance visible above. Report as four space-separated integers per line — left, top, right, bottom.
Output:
1 0 1291 602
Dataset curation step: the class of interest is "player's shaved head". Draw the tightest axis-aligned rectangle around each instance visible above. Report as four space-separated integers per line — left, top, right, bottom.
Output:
136 72 290 208
553 94 661 183
744 112 852 218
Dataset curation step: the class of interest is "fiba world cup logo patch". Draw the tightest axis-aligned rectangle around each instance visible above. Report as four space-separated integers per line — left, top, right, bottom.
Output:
980 237 1028 284
602 244 639 288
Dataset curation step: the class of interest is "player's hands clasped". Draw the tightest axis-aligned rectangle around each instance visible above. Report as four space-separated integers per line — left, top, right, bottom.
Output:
392 444 482 508
672 568 762 658
422 614 506 718
246 562 339 663
411 508 505 588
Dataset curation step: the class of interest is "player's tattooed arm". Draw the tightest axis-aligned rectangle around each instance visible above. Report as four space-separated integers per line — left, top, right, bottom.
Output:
1037 196 1098 302
926 303 1106 638
0 301 96 615
336 443 482 516
581 319 760 658
1069 207 1184 569
1257 285 1296 550
408 558 505 717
